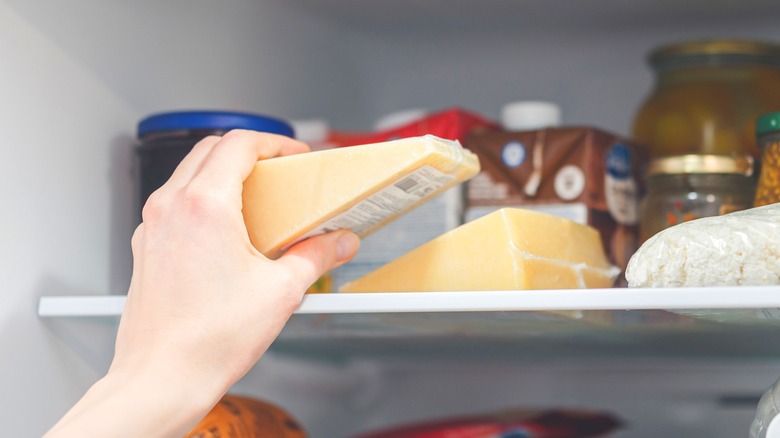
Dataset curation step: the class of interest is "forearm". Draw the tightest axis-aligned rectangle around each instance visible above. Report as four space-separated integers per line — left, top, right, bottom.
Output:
46 365 221 438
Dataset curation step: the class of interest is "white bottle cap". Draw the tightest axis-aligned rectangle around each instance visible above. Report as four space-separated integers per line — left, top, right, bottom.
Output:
501 101 562 131
374 108 427 131
290 119 330 143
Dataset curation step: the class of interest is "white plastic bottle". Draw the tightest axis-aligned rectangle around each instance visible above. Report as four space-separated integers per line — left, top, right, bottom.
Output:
290 118 335 152
751 377 780 438
500 100 562 131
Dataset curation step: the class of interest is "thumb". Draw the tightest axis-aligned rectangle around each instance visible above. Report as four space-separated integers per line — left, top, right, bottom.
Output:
276 230 360 288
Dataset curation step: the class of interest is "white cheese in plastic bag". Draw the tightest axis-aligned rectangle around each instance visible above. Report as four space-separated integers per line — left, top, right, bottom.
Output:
626 203 780 287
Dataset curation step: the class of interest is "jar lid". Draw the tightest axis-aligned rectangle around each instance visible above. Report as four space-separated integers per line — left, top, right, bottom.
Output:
649 39 780 69
648 154 754 176
500 101 562 131
757 112 780 137
137 110 295 138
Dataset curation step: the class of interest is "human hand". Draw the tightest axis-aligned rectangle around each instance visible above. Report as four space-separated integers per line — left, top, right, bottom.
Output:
47 130 360 437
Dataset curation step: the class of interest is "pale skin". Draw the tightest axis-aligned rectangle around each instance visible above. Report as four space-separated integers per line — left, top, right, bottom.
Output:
45 130 360 437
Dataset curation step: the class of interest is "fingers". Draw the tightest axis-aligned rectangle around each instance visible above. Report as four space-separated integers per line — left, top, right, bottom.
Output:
276 230 360 288
194 130 310 193
142 130 307 224
162 135 222 190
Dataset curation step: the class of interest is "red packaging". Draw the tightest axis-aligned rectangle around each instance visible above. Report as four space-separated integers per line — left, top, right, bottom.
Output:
328 107 499 146
354 409 622 438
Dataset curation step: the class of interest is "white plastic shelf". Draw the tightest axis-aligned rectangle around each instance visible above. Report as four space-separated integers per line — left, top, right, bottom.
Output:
36 286 780 316
38 287 780 362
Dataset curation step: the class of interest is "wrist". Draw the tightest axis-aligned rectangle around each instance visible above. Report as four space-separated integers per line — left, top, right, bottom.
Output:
47 359 225 438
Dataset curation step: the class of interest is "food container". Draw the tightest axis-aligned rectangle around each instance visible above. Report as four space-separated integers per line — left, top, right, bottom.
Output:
639 154 756 242
136 110 294 219
755 111 780 207
632 39 780 159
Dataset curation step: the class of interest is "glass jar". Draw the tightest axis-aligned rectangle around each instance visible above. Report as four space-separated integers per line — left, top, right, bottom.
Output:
632 39 780 159
639 154 756 242
755 112 780 207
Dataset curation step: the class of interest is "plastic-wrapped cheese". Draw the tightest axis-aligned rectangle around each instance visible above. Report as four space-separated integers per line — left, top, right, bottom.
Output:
626 203 780 287
339 208 620 292
242 135 479 259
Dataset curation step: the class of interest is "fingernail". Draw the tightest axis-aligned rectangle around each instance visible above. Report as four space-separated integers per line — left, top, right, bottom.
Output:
336 231 360 261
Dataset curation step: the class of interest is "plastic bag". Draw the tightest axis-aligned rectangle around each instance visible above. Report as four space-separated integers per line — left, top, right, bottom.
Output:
626 203 780 287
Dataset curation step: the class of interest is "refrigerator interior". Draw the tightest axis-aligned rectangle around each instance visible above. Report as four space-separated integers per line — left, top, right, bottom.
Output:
4 0 780 436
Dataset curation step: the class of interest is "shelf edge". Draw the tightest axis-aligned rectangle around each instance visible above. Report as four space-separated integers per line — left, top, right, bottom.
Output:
38 286 780 317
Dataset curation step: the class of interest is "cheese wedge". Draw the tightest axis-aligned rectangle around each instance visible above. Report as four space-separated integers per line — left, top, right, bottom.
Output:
242 135 480 259
339 208 620 292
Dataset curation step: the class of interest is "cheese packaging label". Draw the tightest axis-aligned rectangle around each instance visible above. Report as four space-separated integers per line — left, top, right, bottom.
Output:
290 165 454 249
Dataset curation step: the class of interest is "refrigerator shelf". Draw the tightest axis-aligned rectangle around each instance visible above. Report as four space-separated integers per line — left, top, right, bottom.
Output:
38 286 780 362
37 286 780 316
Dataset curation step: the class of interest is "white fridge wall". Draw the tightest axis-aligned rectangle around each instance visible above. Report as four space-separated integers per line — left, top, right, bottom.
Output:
2 0 369 123
325 7 780 134
0 3 135 435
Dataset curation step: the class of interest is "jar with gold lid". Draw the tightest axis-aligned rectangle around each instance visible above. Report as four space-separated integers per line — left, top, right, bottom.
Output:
633 39 780 159
639 154 756 242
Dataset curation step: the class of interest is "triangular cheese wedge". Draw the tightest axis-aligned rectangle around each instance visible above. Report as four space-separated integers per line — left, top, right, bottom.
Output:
242 135 480 259
340 208 620 292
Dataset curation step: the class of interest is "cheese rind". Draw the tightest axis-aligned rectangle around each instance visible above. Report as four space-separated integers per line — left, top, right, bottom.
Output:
339 208 620 292
242 135 480 259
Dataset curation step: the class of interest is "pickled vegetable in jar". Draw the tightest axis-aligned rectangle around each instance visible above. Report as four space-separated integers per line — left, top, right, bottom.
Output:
755 112 780 207
633 40 780 159
639 154 756 242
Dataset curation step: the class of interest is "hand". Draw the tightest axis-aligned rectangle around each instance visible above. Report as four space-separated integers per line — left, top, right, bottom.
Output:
47 130 360 437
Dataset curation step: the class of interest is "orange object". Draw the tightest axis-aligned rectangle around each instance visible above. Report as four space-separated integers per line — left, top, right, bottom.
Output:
755 112 780 207
185 395 307 438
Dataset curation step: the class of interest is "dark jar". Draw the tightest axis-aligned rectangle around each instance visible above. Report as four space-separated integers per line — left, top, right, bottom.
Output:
135 110 294 219
755 112 780 207
639 154 756 242
632 39 780 159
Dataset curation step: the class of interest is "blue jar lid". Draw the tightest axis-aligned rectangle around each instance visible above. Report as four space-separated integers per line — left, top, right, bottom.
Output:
138 110 295 138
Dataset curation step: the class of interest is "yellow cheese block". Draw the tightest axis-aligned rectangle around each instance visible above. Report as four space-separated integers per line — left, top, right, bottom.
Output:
339 208 620 292
242 135 480 259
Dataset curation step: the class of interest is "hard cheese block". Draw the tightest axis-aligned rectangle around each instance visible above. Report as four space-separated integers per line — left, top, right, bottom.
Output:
340 208 620 292
242 135 480 259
